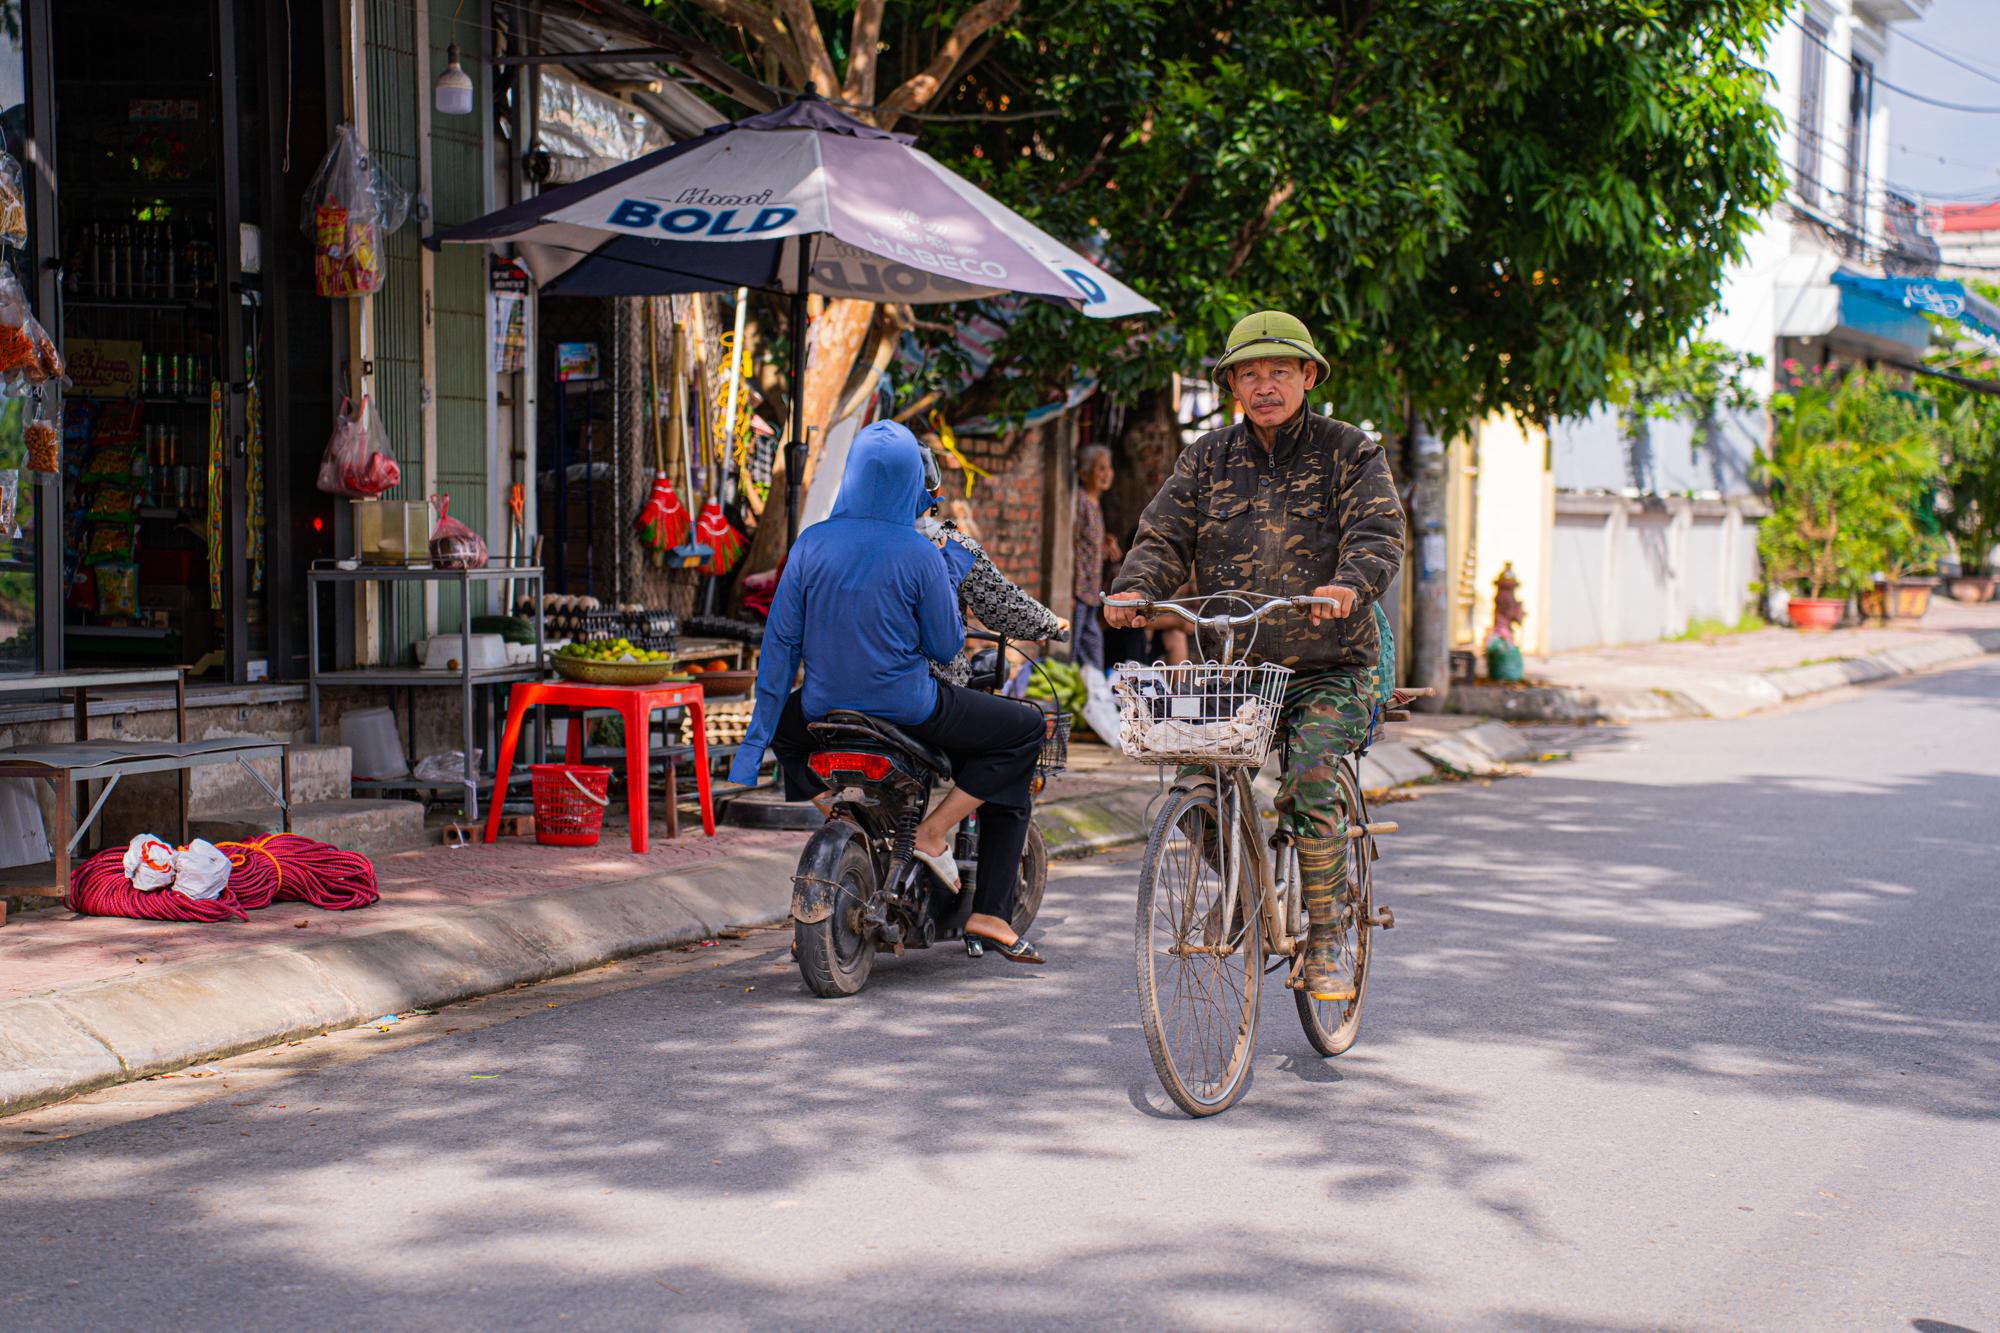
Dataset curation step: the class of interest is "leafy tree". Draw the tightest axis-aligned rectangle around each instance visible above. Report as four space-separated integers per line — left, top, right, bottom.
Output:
909 0 1789 438
1923 282 2000 577
1759 370 1943 600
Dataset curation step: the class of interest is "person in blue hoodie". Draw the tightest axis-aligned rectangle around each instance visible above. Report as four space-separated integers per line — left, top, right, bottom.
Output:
727 421 1049 964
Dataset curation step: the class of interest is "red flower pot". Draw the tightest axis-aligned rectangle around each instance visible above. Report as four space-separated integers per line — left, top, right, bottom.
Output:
1786 597 1844 631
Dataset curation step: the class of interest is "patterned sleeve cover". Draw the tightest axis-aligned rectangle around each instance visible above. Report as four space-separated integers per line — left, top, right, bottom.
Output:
946 526 1065 642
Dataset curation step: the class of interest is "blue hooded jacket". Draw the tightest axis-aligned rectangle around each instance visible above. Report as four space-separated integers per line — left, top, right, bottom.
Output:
727 422 965 785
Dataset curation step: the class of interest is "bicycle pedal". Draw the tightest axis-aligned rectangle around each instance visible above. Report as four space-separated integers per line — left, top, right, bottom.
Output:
1369 906 1396 929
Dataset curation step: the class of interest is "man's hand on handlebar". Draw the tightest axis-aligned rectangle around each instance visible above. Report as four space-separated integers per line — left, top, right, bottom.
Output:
1102 595 1148 629
1309 584 1357 626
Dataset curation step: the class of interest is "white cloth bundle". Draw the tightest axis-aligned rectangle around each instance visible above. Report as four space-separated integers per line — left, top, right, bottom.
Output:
118 834 233 900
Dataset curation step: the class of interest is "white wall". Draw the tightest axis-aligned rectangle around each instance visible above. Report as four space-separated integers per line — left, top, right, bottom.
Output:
1545 495 1767 652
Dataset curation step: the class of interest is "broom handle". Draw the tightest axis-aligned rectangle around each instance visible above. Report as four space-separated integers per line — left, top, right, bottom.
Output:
646 301 665 475
722 286 747 506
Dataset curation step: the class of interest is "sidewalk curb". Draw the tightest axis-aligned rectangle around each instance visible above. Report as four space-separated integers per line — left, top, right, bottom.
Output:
1450 628 2000 723
3 733 1557 1119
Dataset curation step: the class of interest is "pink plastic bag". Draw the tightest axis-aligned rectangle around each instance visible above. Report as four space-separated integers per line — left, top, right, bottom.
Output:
316 395 401 498
429 493 488 570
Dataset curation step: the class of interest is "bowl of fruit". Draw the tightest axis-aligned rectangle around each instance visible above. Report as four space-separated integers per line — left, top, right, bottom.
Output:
551 638 683 684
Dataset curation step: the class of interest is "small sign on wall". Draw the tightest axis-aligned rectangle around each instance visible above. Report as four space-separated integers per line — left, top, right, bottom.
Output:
555 341 600 382
65 339 143 398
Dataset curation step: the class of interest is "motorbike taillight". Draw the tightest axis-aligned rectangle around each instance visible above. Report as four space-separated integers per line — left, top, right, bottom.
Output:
809 751 893 781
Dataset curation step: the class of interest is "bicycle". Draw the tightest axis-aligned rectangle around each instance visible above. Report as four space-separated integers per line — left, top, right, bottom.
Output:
1106 590 1415 1117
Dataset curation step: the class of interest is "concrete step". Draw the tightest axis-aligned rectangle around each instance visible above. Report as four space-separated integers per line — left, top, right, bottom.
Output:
99 743 353 839
191 798 428 860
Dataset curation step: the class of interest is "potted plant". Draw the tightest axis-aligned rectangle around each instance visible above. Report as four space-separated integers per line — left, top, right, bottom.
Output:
1759 368 1943 630
1936 385 2000 603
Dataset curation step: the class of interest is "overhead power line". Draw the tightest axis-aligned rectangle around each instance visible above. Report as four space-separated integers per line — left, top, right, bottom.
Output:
1894 26 2000 89
1791 16 2000 115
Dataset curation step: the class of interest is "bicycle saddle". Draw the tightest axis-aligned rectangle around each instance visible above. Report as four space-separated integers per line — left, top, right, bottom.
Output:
812 710 954 780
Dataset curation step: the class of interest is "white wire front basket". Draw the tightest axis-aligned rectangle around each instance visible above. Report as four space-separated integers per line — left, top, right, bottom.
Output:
1111 661 1294 767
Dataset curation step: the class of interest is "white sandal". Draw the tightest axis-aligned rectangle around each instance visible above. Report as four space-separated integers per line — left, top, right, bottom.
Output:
911 842 961 890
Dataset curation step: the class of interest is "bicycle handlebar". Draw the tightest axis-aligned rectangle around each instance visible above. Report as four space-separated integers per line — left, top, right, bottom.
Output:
1099 590 1342 630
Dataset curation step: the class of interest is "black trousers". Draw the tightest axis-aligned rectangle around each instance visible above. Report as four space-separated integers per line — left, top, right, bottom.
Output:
771 682 1044 921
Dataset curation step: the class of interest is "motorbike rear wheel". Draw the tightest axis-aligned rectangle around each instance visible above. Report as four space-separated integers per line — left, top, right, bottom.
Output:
796 836 878 998
1011 823 1048 938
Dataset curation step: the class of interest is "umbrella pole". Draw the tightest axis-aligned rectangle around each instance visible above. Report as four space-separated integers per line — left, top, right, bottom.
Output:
785 246 809 550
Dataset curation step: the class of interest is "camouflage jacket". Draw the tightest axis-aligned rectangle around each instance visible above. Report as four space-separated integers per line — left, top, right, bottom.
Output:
1109 408 1405 671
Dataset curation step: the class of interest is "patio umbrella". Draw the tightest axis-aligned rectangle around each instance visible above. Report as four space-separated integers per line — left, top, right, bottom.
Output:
433 92 1156 546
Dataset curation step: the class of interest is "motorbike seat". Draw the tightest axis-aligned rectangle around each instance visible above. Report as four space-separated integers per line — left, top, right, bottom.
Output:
813 710 953 780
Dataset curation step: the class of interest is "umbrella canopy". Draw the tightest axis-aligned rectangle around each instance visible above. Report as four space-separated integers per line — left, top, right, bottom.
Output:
432 97 1155 319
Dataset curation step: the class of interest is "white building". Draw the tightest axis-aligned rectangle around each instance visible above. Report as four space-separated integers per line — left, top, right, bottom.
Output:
1708 0 1937 388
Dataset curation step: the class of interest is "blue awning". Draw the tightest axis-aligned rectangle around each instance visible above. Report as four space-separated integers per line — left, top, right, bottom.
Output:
1830 271 2000 346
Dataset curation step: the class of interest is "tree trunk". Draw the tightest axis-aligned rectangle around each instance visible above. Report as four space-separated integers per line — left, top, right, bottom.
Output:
1408 420 1450 712
738 298 885 583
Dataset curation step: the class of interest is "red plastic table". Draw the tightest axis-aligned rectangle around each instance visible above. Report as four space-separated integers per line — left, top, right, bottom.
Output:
483 679 715 852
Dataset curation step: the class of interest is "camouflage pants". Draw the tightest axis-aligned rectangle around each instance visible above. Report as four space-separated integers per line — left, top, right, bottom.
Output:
1273 668 1375 840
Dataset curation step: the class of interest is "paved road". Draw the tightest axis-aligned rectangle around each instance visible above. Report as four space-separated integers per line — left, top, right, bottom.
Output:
5 662 1998 1330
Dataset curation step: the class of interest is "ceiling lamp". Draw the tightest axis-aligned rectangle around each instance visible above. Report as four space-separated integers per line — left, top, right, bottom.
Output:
435 41 475 117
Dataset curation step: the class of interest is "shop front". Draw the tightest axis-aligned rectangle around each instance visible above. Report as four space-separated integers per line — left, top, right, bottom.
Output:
0 0 356 685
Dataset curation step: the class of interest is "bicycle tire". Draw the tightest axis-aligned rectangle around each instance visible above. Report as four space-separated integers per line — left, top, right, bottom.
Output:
795 837 878 998
1295 763 1373 1056
1135 781 1262 1117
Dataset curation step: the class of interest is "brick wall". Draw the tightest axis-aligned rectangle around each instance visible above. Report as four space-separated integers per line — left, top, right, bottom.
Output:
946 425 1051 603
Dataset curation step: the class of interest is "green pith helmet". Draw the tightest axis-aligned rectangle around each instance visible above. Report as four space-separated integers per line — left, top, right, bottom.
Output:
1211 309 1330 386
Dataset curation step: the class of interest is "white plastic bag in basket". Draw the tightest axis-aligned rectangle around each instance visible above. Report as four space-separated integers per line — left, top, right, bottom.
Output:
1080 665 1121 747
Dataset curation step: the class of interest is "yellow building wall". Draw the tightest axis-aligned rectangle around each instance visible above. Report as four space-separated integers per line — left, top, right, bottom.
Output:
1470 413 1555 658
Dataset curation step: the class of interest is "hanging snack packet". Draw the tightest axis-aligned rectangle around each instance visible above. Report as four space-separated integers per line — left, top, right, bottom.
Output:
0 153 25 249
301 124 411 298
25 403 60 473
85 525 136 565
97 562 139 618
0 468 18 537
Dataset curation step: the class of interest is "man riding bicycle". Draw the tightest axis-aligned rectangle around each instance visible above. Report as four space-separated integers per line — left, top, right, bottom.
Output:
1104 309 1406 1004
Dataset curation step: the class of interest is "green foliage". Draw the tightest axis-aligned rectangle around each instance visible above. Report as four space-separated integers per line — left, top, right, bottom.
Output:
1608 337 1763 432
1758 371 1944 599
1923 285 2000 575
910 0 1787 432
1669 611 1766 642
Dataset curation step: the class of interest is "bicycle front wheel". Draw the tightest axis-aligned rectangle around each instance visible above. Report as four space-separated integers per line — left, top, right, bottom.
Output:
1295 763 1373 1056
1135 781 1262 1117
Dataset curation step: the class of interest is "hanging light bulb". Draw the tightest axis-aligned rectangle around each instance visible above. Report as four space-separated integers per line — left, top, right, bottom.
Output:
435 40 474 116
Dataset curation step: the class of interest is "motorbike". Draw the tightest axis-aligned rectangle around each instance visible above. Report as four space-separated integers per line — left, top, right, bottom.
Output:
788 630 1067 997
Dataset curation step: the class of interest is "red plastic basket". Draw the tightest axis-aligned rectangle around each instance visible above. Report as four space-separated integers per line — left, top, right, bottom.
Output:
530 763 613 846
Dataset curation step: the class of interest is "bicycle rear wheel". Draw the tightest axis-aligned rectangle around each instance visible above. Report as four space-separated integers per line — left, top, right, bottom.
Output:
1295 763 1373 1056
1135 780 1262 1117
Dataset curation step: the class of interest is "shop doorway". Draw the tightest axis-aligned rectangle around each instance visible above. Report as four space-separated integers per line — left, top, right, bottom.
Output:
50 0 333 682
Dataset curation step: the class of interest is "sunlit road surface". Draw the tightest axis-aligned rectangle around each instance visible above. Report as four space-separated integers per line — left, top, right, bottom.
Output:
4 661 1997 1330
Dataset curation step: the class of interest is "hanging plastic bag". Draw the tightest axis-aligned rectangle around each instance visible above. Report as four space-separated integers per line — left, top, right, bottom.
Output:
315 395 401 498
301 124 412 298
0 264 63 391
0 152 26 249
25 401 60 473
428 493 488 570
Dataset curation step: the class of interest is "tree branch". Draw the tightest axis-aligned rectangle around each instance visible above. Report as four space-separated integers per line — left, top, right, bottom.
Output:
877 0 1021 127
1052 129 1117 196
771 0 841 97
1223 179 1297 279
678 0 801 90
845 0 888 105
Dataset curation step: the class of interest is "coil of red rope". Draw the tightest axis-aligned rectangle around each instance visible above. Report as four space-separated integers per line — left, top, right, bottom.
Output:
68 833 380 922
68 848 249 922
216 833 380 912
